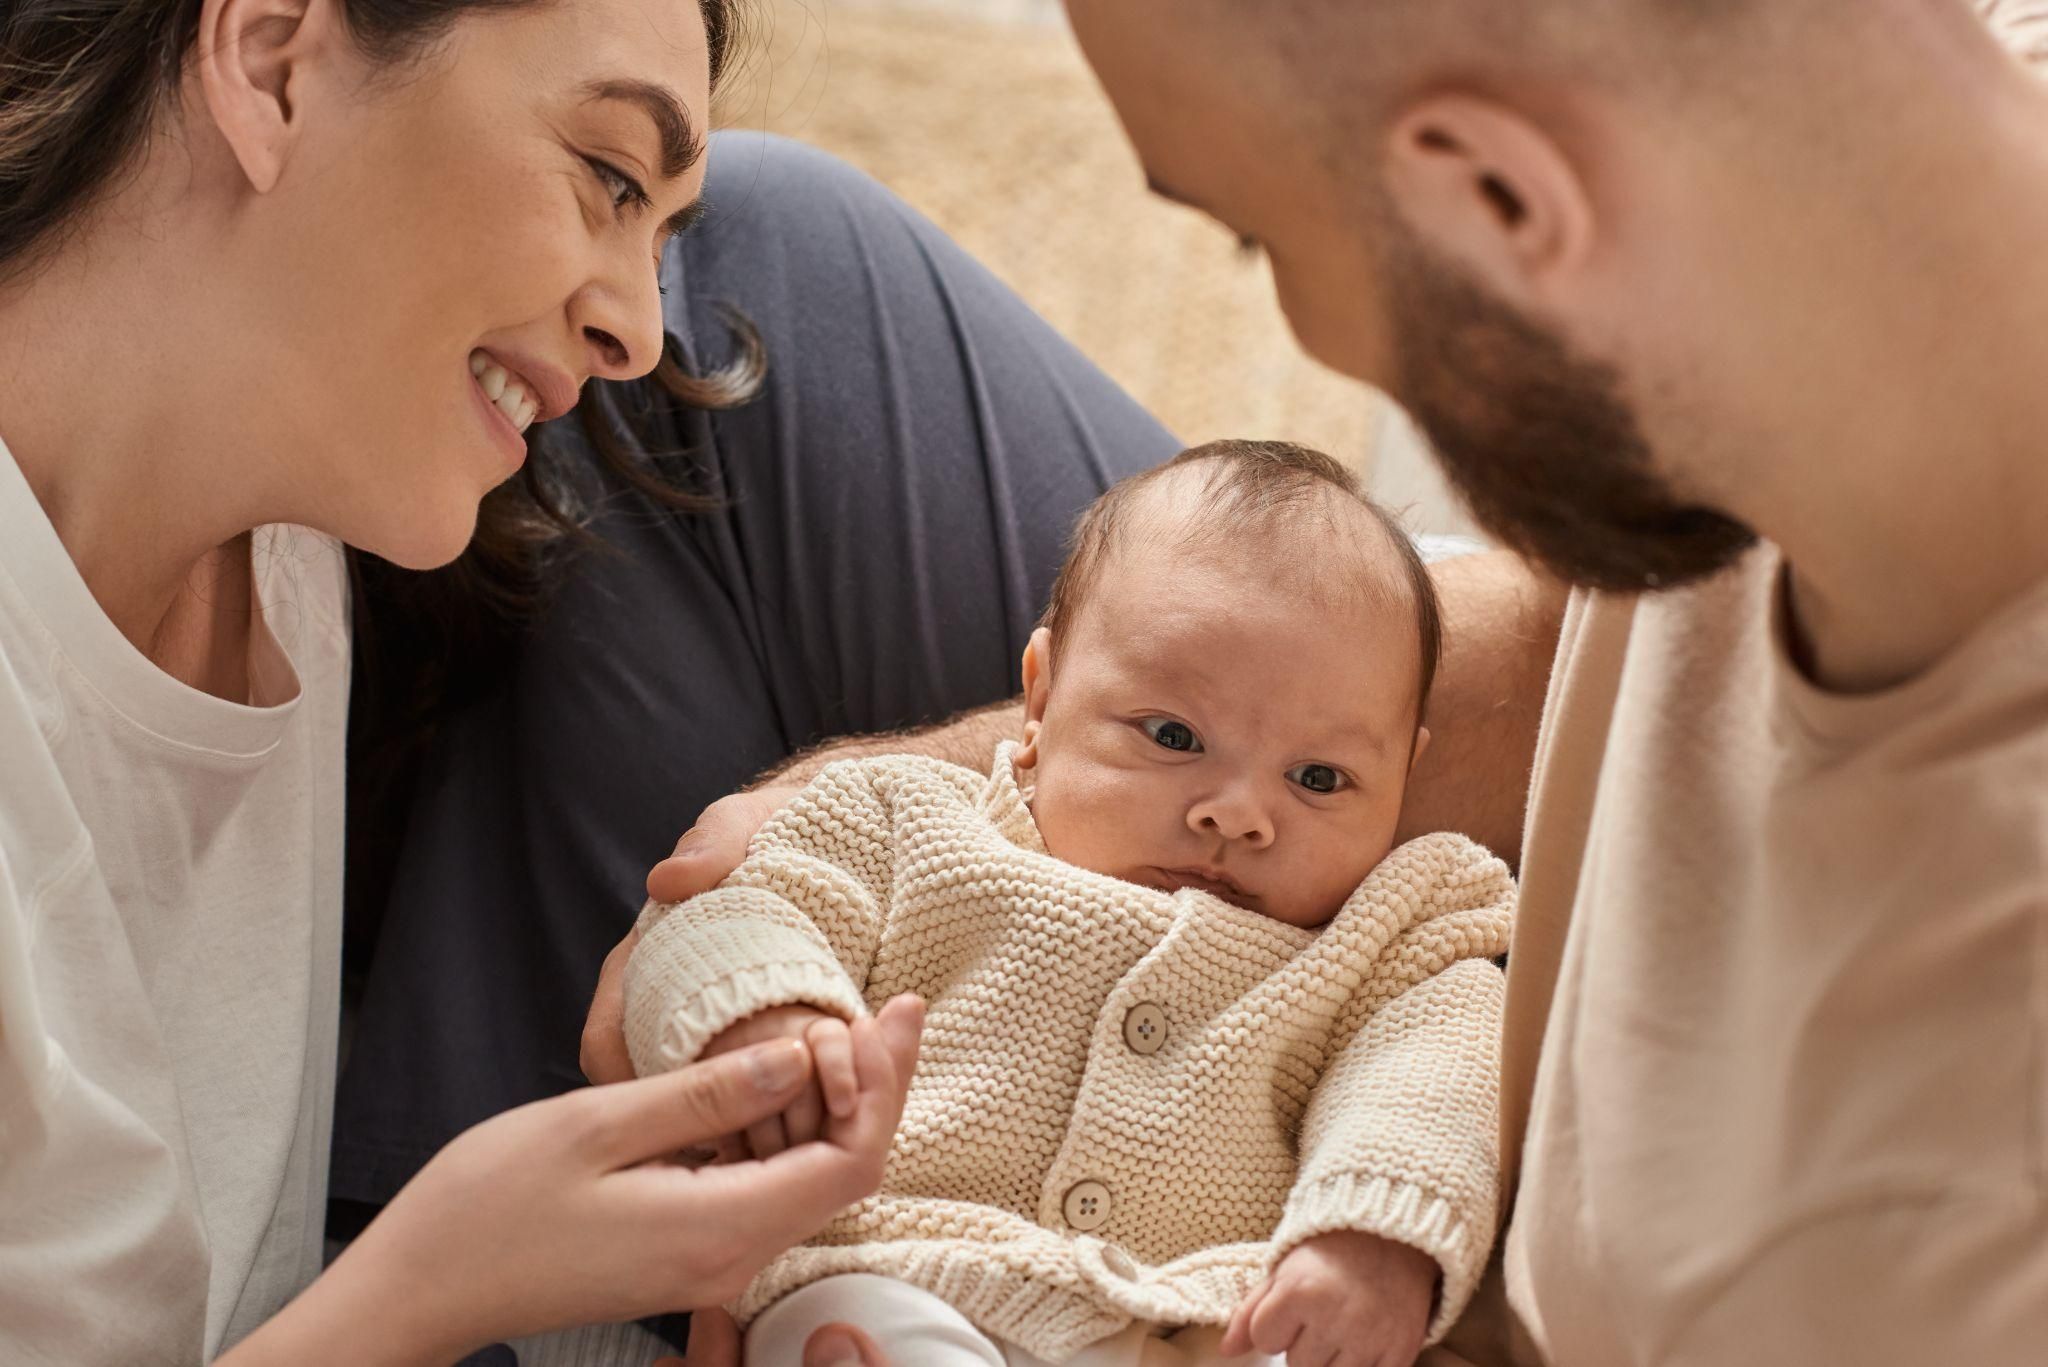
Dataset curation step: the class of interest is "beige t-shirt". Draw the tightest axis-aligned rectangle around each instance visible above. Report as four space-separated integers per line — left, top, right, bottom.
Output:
1478 11 2048 1362
0 432 351 1364
1496 543 2048 1365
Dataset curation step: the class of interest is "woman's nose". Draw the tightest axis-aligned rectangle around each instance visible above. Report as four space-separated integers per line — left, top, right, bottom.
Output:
1187 786 1276 849
569 253 667 383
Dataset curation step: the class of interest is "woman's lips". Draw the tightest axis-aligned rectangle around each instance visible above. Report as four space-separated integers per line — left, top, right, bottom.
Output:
469 368 530 471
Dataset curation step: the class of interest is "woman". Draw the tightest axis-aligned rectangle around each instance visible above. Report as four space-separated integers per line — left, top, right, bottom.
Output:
0 0 931 1360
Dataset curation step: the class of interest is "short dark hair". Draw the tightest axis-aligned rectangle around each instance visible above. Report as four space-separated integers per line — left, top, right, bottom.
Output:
1041 439 1445 719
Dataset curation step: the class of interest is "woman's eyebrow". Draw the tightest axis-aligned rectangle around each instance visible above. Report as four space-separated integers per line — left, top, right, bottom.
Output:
663 198 710 240
580 78 705 180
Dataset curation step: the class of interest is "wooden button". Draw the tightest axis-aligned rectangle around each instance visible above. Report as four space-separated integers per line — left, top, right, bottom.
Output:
1123 1003 1168 1056
1063 1180 1112 1231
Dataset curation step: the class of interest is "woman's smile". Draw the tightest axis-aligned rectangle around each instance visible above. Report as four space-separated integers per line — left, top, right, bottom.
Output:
467 347 577 470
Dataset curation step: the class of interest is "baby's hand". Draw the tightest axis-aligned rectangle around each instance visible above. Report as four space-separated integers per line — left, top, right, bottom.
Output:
698 1005 858 1159
1220 1230 1437 1367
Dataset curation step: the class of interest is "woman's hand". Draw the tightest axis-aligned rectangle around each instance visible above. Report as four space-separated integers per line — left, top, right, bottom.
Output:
700 1005 860 1160
232 996 923 1367
582 785 803 1086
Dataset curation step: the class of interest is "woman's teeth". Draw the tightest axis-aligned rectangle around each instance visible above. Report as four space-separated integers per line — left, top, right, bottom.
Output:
468 350 540 433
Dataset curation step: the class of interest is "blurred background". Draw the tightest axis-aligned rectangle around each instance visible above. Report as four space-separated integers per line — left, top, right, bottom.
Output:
714 0 1479 538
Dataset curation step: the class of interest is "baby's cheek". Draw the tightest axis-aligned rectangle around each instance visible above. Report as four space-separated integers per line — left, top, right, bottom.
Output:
1032 765 1137 877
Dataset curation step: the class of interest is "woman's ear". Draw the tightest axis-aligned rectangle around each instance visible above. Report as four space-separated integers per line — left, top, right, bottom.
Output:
1380 92 1595 305
192 0 338 194
1015 628 1054 769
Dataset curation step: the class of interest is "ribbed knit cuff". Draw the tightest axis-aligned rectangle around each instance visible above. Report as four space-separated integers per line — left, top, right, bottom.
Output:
1272 1172 1490 1345
624 909 868 1074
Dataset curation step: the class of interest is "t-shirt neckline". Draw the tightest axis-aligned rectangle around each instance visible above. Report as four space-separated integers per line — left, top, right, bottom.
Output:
0 429 303 760
1767 546 2048 748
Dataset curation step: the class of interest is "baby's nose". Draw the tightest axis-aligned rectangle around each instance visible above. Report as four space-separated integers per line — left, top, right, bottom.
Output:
1188 791 1275 848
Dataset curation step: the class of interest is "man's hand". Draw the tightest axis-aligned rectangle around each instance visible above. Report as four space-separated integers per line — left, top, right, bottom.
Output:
646 786 804 904
700 1006 859 1160
1221 1230 1437 1367
581 786 803 1085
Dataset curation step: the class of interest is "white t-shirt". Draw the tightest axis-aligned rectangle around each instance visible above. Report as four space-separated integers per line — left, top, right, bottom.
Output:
0 432 350 1364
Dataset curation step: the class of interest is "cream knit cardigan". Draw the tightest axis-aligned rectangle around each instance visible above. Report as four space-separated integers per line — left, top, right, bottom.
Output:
624 746 1513 1362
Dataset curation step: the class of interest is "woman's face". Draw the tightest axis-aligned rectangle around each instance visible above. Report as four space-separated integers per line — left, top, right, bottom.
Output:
237 0 711 568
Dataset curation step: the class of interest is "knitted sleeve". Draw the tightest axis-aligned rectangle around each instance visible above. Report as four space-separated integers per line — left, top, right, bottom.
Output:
621 759 899 1075
1273 952 1507 1345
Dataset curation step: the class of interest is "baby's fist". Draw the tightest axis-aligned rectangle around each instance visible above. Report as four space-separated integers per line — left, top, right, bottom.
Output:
699 1005 857 1158
1221 1230 1437 1367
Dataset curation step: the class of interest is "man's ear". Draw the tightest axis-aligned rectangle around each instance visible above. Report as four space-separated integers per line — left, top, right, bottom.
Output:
192 0 337 194
1380 92 1595 304
1408 724 1433 775
1015 628 1054 769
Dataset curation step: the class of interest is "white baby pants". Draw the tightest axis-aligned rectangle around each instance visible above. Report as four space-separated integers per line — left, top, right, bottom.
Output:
742 1273 1283 1367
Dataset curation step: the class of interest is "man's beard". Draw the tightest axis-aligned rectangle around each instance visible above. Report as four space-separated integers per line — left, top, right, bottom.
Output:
1383 237 1757 592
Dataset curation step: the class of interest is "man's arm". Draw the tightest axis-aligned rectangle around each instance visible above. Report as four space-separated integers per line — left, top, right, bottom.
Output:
756 698 1022 790
1397 551 1565 869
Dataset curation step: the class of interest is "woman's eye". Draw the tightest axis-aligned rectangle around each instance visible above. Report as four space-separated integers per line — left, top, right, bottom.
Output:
1288 763 1347 795
1140 718 1202 753
584 156 648 213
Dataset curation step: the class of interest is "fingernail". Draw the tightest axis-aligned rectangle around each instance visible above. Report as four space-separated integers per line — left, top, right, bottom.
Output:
748 1039 807 1092
807 1328 863 1367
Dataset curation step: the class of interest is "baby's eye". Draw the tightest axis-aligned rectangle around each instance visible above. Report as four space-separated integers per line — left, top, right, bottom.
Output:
1141 718 1203 753
1287 763 1347 795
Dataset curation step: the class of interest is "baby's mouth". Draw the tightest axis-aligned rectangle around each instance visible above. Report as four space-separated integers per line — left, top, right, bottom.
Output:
1151 866 1258 909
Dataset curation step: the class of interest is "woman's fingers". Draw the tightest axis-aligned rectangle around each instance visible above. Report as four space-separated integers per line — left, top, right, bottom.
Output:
672 998 926 1254
746 1112 791 1159
804 1323 891 1367
580 927 642 1085
590 1038 812 1166
824 997 923 1153
647 786 801 903
782 1077 827 1145
872 994 925 1089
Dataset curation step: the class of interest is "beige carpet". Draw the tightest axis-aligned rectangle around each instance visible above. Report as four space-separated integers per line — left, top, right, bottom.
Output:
715 0 1386 471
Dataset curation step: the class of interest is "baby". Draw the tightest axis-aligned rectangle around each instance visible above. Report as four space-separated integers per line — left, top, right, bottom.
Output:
625 440 1513 1367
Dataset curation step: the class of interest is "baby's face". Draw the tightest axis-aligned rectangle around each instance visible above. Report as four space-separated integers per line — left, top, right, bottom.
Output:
1018 535 1425 929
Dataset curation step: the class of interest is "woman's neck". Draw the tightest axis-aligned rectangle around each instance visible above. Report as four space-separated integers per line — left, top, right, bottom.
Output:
0 214 271 699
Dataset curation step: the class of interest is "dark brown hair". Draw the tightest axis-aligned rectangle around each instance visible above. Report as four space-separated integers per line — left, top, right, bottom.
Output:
0 0 761 614
1041 439 1445 719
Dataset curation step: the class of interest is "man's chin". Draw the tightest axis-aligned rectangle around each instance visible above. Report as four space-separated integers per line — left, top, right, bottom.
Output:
1477 505 1760 595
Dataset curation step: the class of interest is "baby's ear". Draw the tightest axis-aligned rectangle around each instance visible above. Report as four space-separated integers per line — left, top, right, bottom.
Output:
1408 724 1433 774
1016 629 1054 768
